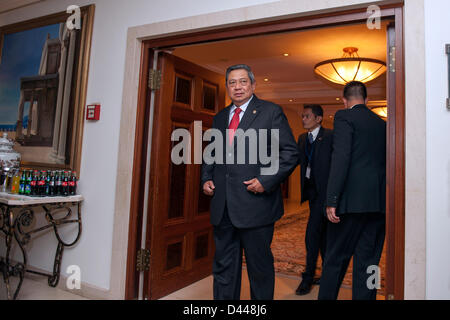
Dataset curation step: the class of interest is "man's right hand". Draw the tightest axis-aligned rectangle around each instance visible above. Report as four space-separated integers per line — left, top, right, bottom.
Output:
203 180 215 196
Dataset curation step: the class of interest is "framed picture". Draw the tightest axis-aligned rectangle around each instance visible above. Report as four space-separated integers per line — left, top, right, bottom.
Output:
0 5 95 174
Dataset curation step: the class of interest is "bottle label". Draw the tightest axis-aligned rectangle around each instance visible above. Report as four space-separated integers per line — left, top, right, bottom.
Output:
62 182 68 187
30 181 36 186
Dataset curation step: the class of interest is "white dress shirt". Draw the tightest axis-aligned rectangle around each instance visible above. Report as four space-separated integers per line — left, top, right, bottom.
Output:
308 125 321 142
228 95 254 125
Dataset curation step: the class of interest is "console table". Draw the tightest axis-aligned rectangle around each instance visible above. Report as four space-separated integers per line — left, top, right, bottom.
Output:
0 193 83 300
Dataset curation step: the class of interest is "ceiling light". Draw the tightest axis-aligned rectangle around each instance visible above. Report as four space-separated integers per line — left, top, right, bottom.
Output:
314 47 386 85
371 106 388 120
283 53 289 57
264 78 269 82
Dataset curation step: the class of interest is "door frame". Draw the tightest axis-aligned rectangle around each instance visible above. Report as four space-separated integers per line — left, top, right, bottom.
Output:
125 2 405 300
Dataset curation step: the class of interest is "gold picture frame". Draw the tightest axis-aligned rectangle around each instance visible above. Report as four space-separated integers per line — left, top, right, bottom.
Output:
0 5 95 175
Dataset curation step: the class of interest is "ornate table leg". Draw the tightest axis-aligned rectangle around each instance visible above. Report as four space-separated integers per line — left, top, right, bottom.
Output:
43 202 82 288
0 205 29 300
48 242 64 287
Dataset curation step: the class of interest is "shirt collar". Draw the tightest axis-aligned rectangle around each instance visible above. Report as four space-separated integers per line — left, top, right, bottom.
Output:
350 103 365 109
230 95 254 115
309 125 321 141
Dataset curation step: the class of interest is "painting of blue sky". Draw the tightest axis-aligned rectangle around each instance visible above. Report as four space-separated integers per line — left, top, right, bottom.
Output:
0 23 60 130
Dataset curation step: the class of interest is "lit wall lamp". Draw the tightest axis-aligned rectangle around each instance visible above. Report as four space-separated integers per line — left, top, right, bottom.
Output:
447 45 450 110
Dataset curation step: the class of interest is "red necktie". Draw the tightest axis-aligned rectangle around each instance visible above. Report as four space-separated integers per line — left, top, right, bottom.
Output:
228 107 242 145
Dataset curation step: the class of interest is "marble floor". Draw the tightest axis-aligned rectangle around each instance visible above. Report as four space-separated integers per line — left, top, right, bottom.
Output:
160 268 355 300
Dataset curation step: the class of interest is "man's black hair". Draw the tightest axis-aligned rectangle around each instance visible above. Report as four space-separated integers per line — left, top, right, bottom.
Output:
343 81 367 100
303 104 323 118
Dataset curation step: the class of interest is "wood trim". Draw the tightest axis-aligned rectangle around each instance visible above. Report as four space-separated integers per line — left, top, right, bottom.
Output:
144 5 399 49
126 0 406 300
390 7 405 300
124 43 152 300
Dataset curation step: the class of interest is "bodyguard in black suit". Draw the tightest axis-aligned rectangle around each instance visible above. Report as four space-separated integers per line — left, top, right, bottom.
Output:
201 64 298 300
295 104 333 295
318 81 386 300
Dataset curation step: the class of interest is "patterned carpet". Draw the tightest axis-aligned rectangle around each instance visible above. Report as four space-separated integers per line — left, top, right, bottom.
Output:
271 201 386 294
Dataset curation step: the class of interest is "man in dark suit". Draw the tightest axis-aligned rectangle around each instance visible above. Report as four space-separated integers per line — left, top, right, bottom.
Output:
201 64 298 300
295 104 333 295
318 81 386 300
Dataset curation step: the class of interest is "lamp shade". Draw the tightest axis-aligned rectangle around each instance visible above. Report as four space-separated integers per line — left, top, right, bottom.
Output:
371 106 388 119
314 47 386 85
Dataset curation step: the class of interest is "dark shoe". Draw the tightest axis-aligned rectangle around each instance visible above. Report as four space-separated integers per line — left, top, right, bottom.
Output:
295 280 313 296
313 277 321 285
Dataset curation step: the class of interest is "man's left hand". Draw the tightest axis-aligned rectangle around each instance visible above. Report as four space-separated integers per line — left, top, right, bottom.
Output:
326 206 340 223
243 178 265 194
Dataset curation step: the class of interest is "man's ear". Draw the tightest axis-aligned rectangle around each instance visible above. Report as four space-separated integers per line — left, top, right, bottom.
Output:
317 116 323 124
342 98 348 108
365 98 369 105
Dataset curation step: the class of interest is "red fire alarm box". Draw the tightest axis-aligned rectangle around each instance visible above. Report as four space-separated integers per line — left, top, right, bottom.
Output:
86 104 100 121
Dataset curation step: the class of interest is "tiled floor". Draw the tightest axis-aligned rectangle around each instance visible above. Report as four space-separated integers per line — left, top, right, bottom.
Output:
1 270 354 300
160 269 353 300
0 275 88 300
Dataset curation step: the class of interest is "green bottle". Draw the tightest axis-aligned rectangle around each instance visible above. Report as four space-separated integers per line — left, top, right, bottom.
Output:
19 170 26 195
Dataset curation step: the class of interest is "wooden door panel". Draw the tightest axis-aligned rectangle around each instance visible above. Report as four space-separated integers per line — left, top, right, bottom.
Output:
145 53 225 299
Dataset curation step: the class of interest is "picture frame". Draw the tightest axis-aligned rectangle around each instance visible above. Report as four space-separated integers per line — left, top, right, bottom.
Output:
0 4 95 175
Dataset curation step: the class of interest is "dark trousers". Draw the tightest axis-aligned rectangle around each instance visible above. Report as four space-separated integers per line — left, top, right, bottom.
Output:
213 208 275 300
303 199 328 283
318 212 385 300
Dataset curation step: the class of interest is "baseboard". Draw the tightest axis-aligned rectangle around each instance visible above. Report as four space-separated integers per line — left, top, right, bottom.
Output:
19 264 119 300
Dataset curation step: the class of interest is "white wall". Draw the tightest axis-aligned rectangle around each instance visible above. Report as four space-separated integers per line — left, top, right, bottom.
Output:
424 0 450 300
0 0 278 291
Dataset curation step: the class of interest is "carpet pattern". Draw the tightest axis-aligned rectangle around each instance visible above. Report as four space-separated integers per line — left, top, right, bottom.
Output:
271 202 386 294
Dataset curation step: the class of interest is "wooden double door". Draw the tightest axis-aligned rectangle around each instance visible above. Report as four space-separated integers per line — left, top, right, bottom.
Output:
144 53 226 299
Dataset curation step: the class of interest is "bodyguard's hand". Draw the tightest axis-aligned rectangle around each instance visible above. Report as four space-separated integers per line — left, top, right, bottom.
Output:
203 180 215 196
243 178 265 194
326 206 340 223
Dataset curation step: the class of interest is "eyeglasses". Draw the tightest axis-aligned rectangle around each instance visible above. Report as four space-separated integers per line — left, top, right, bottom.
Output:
227 78 250 87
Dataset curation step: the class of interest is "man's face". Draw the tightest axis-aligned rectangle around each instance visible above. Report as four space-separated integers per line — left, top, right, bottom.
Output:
302 108 321 130
226 69 256 107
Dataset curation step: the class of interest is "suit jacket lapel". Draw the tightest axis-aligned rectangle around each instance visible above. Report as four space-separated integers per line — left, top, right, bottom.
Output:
237 95 261 132
219 104 233 132
313 127 324 165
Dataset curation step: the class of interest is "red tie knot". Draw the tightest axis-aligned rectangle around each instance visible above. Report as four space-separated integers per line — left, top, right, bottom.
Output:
235 107 242 115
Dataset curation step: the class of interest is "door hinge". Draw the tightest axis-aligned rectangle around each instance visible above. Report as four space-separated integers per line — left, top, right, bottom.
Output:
148 69 161 90
136 248 150 272
389 46 396 73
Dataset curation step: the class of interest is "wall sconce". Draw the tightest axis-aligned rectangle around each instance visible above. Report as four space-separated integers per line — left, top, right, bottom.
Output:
446 44 450 110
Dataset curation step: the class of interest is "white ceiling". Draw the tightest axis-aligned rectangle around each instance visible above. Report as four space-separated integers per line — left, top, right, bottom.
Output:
173 20 390 117
0 0 45 14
